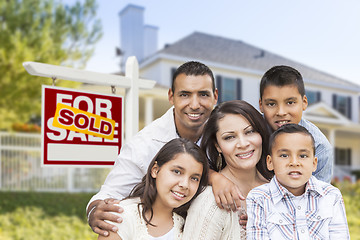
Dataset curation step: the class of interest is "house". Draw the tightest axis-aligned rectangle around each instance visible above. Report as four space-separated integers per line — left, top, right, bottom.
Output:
90 4 360 180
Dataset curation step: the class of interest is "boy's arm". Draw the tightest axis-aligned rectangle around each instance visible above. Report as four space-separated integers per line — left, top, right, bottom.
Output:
246 195 270 240
329 194 350 239
208 169 245 211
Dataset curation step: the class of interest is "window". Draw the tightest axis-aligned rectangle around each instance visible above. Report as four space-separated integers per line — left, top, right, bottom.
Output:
332 94 352 119
305 90 321 105
335 148 351 166
216 76 241 103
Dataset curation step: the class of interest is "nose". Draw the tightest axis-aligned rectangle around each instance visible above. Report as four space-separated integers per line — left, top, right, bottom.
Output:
276 104 286 116
189 95 200 110
289 156 300 167
236 136 250 148
178 176 190 189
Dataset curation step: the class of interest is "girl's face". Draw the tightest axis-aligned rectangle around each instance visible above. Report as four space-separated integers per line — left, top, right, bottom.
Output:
151 153 203 211
216 114 263 171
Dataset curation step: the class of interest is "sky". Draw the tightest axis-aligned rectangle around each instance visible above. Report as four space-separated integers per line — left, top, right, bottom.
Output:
79 0 360 86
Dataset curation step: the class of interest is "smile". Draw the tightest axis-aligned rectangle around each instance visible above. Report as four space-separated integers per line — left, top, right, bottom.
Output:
236 150 254 159
171 190 185 199
187 113 201 120
288 171 302 177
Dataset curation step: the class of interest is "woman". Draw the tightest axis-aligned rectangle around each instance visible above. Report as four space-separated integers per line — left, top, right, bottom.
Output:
182 100 273 239
98 138 209 240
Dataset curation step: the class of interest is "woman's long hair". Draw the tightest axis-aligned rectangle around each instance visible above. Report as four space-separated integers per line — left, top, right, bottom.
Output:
127 138 209 226
200 100 273 181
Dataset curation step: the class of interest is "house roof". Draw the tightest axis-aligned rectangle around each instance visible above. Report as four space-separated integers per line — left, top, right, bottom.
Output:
157 32 360 91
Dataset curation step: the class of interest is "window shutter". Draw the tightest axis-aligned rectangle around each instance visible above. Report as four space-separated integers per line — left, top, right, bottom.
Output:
236 78 242 100
332 94 337 108
216 75 222 103
347 148 352 165
316 91 321 102
347 97 352 119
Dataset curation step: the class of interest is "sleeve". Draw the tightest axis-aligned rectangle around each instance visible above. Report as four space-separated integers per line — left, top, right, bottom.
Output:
313 138 333 183
246 193 270 240
329 193 350 239
182 188 242 239
104 204 136 240
87 130 164 209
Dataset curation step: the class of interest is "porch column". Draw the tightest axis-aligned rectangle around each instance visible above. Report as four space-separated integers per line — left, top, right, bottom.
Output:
144 97 154 126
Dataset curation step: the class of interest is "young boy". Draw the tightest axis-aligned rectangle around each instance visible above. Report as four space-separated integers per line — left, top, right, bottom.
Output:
259 65 333 183
246 124 350 239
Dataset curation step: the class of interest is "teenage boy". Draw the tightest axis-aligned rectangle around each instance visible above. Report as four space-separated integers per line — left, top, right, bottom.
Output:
246 124 350 239
87 61 244 237
259 65 333 183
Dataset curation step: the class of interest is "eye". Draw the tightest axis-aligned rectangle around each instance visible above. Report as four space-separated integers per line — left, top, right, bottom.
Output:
300 154 308 158
179 93 188 97
224 135 234 140
280 154 288 158
287 100 296 105
191 176 200 182
266 102 276 107
245 129 255 135
172 169 181 175
200 93 209 97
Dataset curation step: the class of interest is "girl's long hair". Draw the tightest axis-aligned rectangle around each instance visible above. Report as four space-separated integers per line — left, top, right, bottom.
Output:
127 138 209 226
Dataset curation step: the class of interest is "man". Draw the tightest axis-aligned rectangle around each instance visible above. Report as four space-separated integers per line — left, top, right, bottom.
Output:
88 61 243 237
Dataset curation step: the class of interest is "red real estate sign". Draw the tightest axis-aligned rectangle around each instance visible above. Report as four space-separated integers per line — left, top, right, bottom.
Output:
42 86 123 166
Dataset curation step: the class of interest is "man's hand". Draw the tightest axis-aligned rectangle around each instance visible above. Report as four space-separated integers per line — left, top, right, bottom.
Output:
88 198 123 237
209 170 245 211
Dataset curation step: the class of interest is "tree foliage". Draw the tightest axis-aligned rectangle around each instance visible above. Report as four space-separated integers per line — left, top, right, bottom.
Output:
0 0 102 130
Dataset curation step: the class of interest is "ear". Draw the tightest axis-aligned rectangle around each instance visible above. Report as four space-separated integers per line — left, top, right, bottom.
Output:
151 162 160 178
266 155 274 171
302 95 308 111
168 88 174 105
312 157 318 172
259 99 264 113
213 88 219 105
215 142 222 153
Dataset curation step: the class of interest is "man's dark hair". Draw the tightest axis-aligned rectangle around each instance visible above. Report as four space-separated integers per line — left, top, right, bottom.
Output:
172 61 215 93
260 65 305 99
268 124 315 155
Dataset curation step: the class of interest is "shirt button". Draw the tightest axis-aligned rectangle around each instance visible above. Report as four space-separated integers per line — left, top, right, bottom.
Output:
297 206 301 210
317 216 321 220
279 220 283 223
301 229 305 233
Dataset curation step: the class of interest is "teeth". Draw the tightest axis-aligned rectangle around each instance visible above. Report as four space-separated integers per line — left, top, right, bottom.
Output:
188 113 200 118
172 191 185 198
277 121 288 125
289 172 300 175
237 151 252 158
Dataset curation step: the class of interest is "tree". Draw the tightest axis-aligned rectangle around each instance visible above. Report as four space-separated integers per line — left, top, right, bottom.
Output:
0 0 102 130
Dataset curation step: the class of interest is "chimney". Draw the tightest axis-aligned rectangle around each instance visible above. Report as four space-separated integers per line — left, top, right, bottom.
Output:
119 5 158 70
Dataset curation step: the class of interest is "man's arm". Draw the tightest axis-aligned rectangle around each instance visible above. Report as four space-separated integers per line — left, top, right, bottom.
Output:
208 169 245 211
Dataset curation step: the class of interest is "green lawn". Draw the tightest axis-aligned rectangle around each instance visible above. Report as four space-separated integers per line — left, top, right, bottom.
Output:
0 181 359 240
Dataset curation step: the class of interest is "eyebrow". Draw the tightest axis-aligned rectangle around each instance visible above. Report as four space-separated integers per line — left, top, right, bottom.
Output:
220 124 252 136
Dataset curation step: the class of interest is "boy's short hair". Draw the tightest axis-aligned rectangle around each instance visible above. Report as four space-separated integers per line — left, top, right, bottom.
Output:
172 61 216 93
260 65 305 98
268 124 315 155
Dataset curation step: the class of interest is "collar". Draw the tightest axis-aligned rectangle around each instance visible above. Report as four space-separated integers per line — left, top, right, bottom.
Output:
270 176 324 205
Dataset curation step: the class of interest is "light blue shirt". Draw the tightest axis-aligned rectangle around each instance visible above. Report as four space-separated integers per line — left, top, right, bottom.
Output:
299 118 333 183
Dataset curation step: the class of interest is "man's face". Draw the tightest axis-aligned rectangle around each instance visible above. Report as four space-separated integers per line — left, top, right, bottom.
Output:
168 73 218 135
267 132 317 196
259 85 308 131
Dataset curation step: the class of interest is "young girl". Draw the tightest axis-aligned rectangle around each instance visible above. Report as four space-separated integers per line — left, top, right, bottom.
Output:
98 138 209 240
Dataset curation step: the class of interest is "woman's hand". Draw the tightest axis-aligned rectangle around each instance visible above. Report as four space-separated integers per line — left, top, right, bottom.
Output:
88 198 123 237
208 170 245 211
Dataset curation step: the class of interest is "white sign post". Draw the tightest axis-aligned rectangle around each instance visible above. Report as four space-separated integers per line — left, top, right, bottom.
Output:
23 56 155 166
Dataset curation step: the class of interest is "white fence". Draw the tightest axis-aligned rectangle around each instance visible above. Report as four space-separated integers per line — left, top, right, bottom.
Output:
0 131 110 192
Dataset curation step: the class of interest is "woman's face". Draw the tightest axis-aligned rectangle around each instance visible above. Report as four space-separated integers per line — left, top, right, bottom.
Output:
215 114 263 171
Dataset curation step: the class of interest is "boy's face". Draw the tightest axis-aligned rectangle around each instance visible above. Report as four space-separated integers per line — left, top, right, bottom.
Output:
259 85 308 131
267 132 317 196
